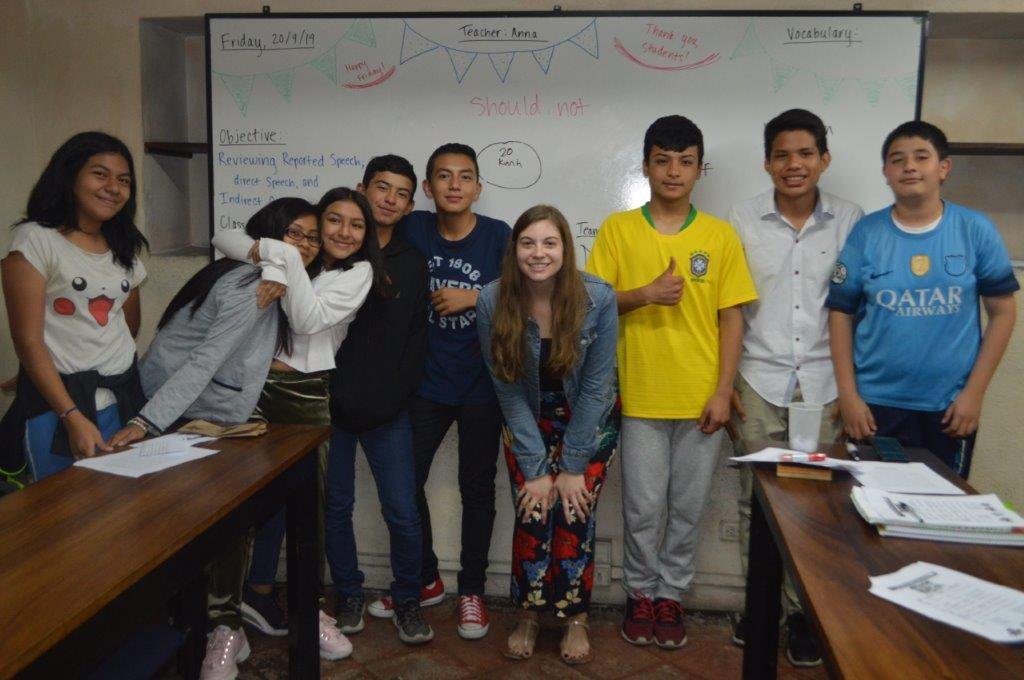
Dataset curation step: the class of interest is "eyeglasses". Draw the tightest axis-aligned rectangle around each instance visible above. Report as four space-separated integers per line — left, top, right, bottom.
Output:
284 226 322 247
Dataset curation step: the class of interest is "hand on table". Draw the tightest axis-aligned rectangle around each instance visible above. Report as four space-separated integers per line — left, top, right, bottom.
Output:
65 412 113 458
106 423 147 450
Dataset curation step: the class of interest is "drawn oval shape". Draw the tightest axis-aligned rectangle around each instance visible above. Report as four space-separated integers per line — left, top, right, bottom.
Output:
478 141 542 190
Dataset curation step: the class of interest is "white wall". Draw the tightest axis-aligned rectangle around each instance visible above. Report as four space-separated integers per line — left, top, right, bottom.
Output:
2 1 1022 611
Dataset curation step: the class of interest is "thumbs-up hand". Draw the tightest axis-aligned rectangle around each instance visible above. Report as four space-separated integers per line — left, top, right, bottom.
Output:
644 256 685 305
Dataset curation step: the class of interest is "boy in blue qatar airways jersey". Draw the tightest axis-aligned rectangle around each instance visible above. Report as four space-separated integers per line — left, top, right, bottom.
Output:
827 121 1017 478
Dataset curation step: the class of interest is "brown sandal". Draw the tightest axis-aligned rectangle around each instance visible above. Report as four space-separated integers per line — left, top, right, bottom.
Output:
560 616 593 665
503 617 540 660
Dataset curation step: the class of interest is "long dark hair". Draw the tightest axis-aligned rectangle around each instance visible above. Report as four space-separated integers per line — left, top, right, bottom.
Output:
315 187 389 296
157 197 318 355
17 131 148 270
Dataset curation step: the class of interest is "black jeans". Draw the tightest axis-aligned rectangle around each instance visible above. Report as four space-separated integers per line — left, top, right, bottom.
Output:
410 394 502 596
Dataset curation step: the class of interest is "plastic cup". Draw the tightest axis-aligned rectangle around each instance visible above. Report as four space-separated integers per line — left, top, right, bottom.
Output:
788 402 823 453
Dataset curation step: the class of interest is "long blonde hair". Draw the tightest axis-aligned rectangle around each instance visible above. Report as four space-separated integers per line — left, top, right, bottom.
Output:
491 205 586 383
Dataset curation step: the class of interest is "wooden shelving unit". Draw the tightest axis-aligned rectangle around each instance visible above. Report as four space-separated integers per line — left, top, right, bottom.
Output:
948 142 1024 157
144 141 209 158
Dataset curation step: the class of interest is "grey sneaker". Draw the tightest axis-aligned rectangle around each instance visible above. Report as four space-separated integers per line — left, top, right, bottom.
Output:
393 598 434 645
786 613 823 667
730 612 746 647
334 594 365 634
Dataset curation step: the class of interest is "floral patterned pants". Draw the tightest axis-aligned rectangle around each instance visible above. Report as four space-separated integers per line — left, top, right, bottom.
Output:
504 390 621 617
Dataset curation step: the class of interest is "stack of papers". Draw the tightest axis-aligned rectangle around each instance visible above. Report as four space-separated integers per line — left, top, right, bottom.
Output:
851 487 1024 546
729 448 965 494
846 461 963 495
74 433 219 478
870 562 1024 643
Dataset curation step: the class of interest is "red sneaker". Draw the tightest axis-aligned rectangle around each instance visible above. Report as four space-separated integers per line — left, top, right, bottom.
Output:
456 594 490 639
368 579 446 619
621 595 656 645
653 598 687 649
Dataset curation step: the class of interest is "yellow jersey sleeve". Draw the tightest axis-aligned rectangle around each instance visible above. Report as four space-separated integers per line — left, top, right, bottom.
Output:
585 215 620 287
716 225 758 309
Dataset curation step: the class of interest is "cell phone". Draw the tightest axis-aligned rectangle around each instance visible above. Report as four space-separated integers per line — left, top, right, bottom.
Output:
872 436 909 463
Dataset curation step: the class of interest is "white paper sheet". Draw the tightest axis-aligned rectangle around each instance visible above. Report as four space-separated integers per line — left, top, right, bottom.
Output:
731 448 966 495
729 447 849 468
130 433 216 457
74 445 220 478
848 462 965 495
870 562 1024 643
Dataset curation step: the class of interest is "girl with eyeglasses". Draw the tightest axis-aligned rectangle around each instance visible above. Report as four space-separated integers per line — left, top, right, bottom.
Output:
208 186 385 663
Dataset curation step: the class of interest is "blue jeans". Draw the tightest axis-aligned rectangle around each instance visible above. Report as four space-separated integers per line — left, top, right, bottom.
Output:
247 509 286 586
324 411 422 601
25 403 122 481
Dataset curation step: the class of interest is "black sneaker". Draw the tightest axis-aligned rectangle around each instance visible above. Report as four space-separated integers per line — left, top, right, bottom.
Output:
393 598 434 645
334 593 365 634
731 612 746 647
239 584 288 636
786 613 823 667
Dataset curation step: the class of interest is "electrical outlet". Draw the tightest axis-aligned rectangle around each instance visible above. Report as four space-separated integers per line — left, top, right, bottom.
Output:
593 538 613 586
719 520 740 542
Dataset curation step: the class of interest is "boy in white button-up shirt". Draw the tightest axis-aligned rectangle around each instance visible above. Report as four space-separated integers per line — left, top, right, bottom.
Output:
727 109 862 668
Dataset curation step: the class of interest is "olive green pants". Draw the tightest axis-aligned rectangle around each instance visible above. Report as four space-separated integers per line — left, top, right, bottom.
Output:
733 374 842 616
208 369 330 629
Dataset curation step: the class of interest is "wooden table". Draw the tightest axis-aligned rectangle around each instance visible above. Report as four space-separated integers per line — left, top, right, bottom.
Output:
0 424 330 679
742 443 1024 679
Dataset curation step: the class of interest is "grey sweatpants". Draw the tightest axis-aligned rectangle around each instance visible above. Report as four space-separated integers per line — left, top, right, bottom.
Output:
620 416 723 601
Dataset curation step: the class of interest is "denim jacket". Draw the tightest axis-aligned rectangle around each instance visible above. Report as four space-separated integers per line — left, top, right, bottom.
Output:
476 272 618 480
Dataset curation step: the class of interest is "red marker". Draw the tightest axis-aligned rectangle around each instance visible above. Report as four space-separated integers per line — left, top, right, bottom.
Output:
779 452 827 463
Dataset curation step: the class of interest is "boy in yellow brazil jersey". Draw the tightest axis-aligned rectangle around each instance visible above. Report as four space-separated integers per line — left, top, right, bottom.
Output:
586 115 757 649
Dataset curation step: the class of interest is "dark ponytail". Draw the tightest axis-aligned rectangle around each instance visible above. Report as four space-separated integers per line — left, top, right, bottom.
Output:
158 197 318 355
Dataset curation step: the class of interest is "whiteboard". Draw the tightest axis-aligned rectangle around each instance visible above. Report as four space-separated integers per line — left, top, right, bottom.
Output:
207 12 925 263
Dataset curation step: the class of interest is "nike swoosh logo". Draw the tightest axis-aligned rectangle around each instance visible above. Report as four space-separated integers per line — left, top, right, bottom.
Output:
869 270 893 279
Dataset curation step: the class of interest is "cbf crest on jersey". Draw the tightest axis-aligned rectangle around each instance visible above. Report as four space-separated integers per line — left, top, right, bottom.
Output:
689 250 710 279
911 254 930 277
831 261 848 284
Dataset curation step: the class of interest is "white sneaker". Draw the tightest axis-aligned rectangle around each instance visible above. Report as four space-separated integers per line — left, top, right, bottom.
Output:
200 625 250 680
319 610 354 660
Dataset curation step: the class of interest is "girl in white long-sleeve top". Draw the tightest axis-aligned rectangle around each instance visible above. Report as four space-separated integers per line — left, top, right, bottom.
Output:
211 187 384 663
